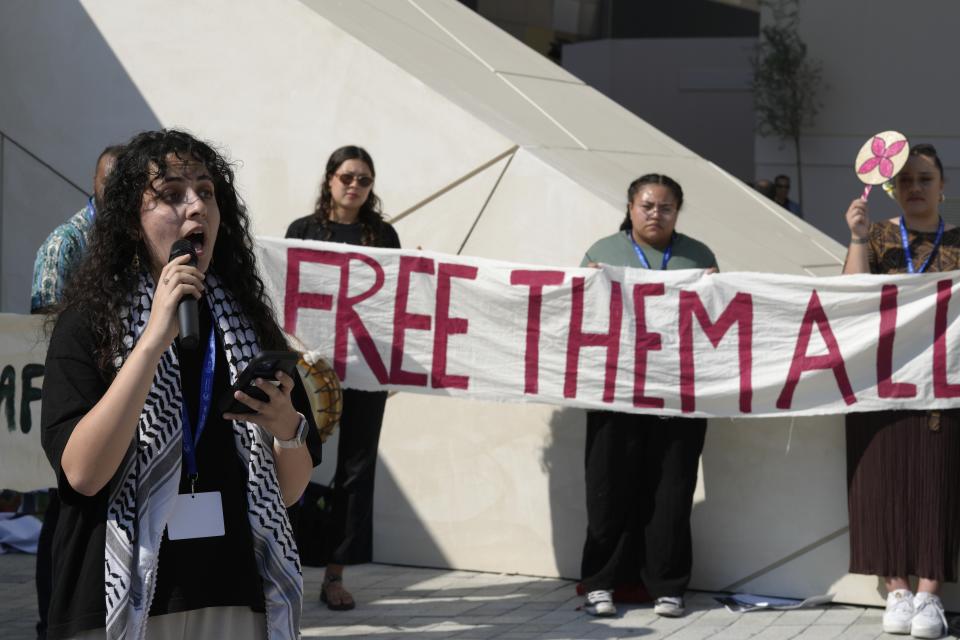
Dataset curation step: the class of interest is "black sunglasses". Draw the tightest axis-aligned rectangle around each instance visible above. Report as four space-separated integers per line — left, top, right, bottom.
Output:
335 172 373 188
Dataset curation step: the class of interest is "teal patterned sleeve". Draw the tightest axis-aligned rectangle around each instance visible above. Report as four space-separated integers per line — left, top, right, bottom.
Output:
31 234 65 312
30 222 85 312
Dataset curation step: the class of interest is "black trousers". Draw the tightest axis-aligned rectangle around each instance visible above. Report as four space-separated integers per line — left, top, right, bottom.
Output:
35 489 59 640
579 412 707 598
327 389 388 565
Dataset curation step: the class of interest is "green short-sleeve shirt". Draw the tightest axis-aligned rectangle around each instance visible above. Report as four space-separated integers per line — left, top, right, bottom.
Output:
581 230 718 270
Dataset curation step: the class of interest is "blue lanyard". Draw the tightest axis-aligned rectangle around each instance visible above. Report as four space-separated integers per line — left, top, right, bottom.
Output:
628 230 674 270
899 216 944 274
180 325 216 492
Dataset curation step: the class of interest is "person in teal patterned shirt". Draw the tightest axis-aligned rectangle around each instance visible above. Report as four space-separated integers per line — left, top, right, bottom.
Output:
29 143 120 640
30 145 122 313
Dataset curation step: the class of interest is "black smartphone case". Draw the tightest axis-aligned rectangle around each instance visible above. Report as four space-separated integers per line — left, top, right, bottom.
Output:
219 351 300 415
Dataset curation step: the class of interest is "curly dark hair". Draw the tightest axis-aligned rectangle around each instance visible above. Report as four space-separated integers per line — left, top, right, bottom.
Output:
54 129 288 375
311 145 390 246
619 173 684 232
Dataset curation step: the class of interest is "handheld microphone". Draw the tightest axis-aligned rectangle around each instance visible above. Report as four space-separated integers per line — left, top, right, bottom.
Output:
168 239 200 350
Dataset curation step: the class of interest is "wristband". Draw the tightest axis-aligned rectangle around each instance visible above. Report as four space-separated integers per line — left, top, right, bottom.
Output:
850 236 869 245
275 413 308 449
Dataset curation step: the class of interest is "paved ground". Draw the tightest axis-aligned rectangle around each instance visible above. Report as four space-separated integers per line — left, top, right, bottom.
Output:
0 552 948 639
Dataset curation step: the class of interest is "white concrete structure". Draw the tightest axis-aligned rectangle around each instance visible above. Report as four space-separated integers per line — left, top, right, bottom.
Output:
2 0 923 609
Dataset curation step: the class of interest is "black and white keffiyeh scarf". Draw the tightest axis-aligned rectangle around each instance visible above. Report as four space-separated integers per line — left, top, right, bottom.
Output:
103 271 302 640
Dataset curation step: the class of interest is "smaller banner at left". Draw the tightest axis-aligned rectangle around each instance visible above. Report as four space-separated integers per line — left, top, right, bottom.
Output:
0 313 53 491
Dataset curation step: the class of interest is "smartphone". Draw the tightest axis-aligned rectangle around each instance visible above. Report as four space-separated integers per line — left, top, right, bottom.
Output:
219 350 300 415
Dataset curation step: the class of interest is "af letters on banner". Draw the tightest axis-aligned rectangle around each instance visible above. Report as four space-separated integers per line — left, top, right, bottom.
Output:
0 313 54 491
257 237 960 418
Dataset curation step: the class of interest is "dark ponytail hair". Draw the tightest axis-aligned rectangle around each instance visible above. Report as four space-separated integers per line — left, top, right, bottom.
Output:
619 173 684 232
910 143 945 180
311 145 389 246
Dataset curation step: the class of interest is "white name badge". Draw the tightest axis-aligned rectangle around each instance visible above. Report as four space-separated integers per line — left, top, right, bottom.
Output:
166 491 225 540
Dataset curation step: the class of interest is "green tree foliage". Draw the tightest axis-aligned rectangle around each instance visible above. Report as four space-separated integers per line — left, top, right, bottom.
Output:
752 0 824 207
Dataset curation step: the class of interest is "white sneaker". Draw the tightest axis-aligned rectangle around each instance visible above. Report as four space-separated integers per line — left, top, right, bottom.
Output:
654 596 685 617
883 589 915 635
911 592 947 639
584 589 616 617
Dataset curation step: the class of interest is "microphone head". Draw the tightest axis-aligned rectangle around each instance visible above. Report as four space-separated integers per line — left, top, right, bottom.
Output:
168 239 198 266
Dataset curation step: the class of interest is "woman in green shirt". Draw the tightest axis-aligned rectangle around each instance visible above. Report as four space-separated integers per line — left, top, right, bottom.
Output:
579 174 716 619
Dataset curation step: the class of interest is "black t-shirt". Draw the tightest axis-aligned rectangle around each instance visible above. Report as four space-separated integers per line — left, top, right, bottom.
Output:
149 302 264 617
285 215 401 249
40 301 321 639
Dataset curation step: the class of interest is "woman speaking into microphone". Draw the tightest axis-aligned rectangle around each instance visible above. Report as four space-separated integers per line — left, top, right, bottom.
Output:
40 129 321 640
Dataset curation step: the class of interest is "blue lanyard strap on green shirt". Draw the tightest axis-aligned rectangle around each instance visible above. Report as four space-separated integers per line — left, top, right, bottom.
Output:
628 230 674 270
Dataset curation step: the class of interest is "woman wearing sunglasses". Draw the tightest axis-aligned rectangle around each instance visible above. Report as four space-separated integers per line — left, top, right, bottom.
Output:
286 145 399 611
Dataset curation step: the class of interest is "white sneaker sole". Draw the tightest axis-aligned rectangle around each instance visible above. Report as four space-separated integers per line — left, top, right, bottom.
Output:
586 605 616 617
910 624 944 639
881 620 911 635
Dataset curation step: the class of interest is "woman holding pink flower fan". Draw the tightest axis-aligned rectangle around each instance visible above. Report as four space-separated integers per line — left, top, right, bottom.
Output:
843 142 960 639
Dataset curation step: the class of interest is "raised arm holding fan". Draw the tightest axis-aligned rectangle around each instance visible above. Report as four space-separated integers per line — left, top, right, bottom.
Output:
842 140 959 640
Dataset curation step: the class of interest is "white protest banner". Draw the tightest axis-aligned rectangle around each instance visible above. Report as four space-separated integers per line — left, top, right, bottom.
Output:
0 313 54 491
258 238 960 418
5 239 958 490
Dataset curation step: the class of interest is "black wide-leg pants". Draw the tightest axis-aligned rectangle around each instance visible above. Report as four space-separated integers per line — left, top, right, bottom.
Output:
327 389 388 565
579 411 707 598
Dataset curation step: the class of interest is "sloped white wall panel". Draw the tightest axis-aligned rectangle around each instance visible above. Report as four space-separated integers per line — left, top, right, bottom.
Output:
405 0 581 82
392 151 515 255
691 417 848 592
505 74 694 154
79 0 516 238
300 0 585 150
376 393 586 578
459 148 622 266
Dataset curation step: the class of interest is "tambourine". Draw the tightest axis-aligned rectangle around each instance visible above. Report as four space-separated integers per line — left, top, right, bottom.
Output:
296 354 343 442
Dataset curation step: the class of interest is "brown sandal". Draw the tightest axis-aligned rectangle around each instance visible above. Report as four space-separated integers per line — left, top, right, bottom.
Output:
320 575 356 611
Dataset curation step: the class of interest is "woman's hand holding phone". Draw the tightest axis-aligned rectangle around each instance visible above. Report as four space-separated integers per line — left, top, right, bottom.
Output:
223 370 302 441
221 351 303 441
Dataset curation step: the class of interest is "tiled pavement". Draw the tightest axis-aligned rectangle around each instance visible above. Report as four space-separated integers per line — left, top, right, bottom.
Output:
0 553 945 639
